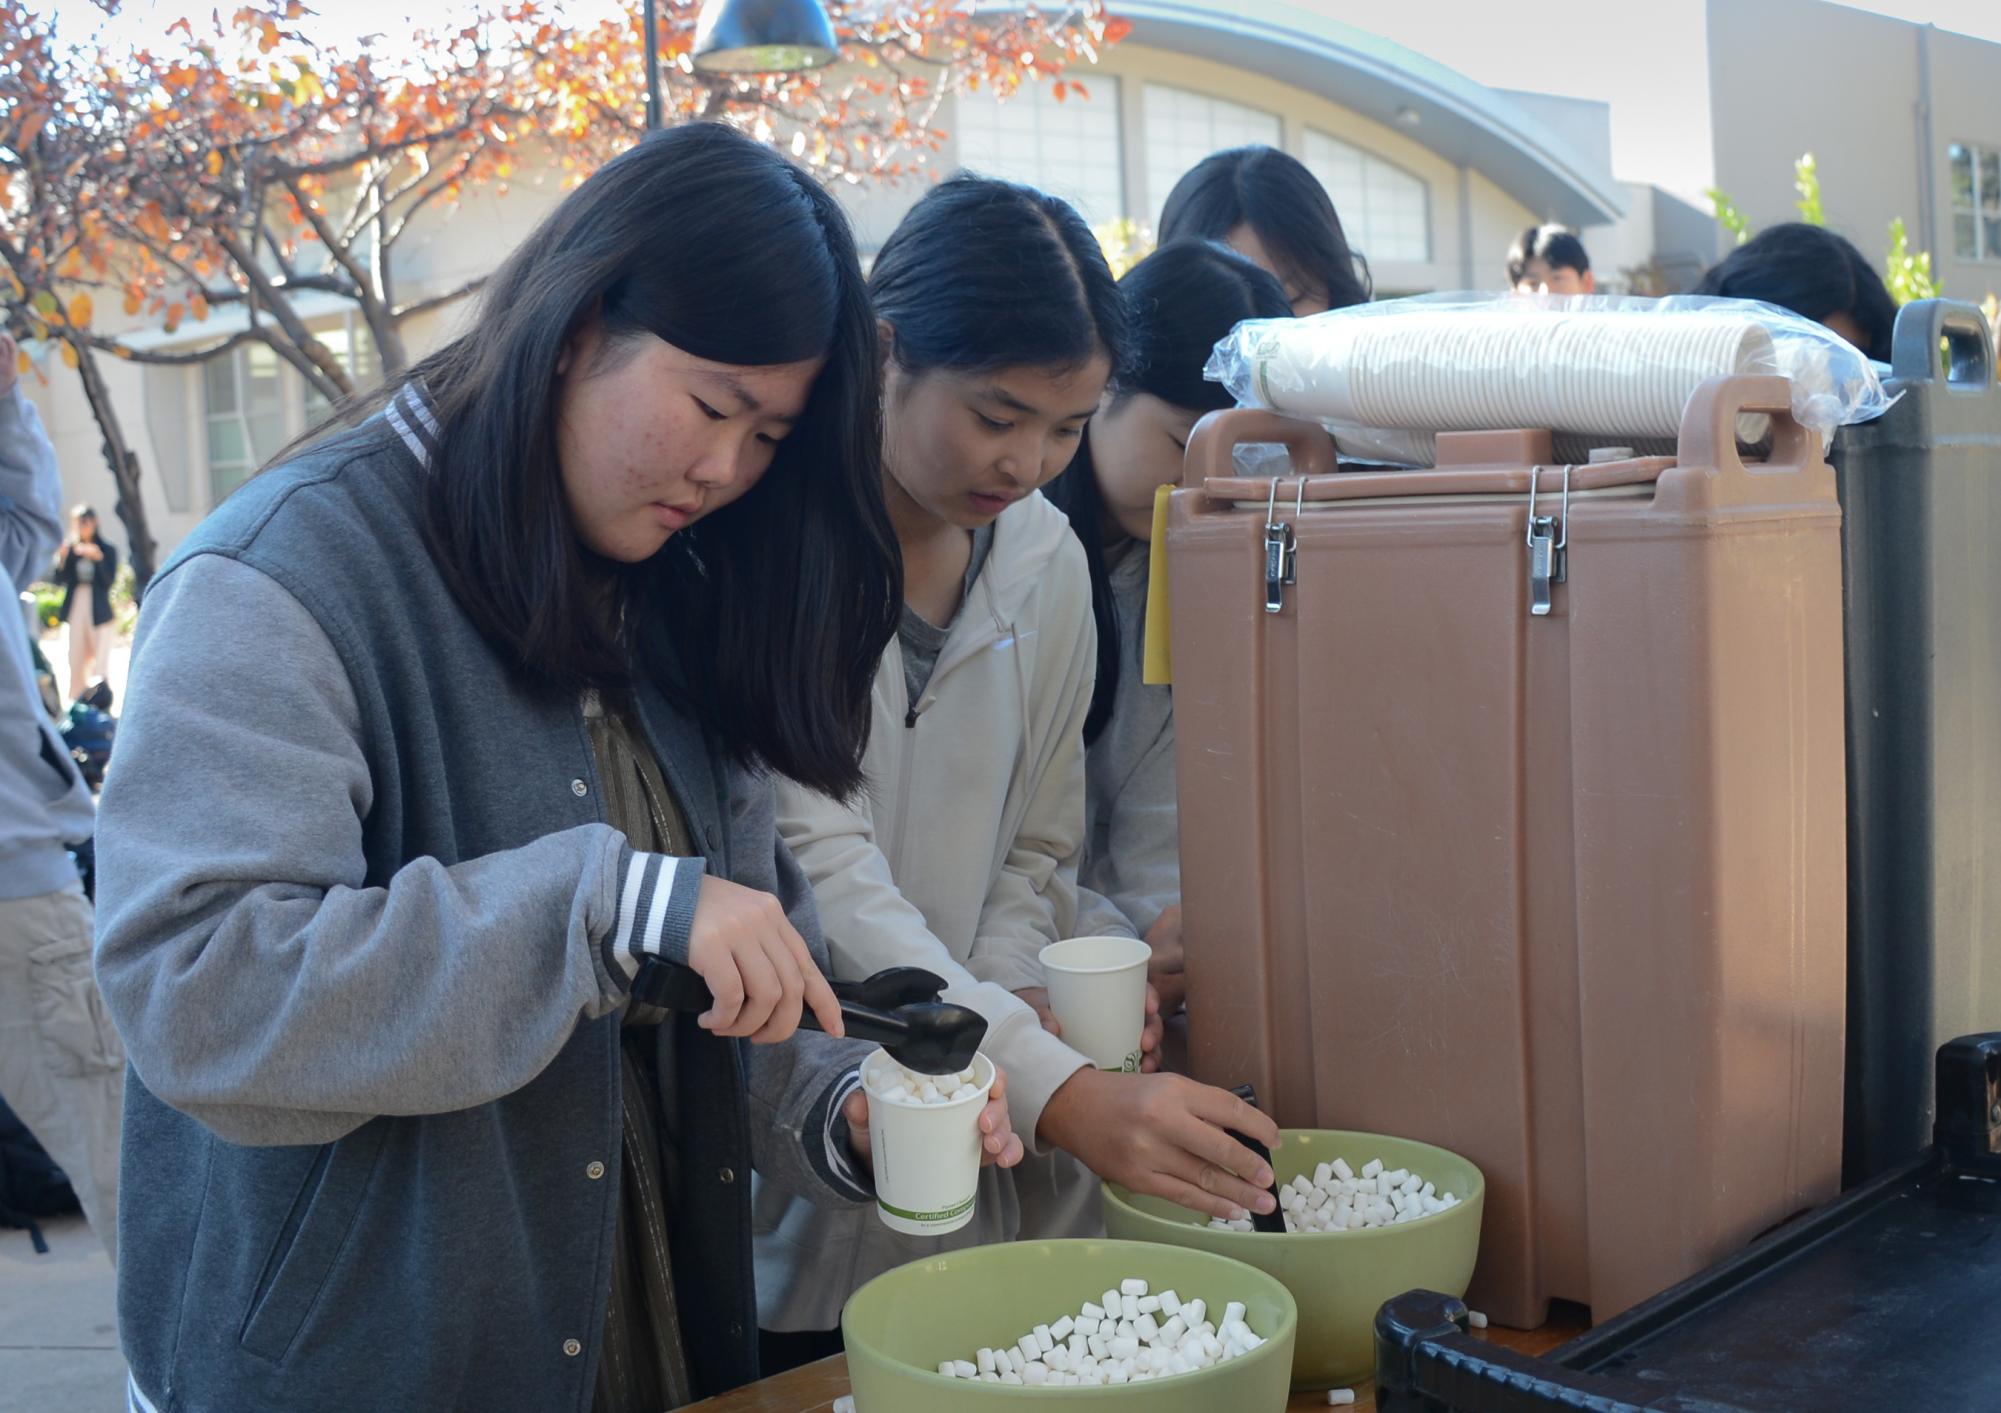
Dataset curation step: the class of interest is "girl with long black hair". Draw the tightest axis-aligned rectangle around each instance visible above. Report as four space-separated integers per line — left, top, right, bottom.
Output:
93 124 1020 1413
754 179 1281 1368
1158 144 1372 315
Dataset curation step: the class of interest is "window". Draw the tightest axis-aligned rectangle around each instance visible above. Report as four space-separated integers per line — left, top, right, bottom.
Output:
953 77 1126 229
1302 130 1431 263
303 316 381 426
203 313 382 506
204 345 286 506
1143 84 1281 230
1949 142 2001 261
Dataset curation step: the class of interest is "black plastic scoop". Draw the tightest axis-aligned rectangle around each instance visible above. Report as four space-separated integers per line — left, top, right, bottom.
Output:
1227 1083 1289 1234
630 958 990 1075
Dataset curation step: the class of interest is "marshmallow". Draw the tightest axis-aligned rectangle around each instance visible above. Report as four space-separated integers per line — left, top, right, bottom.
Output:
1206 1154 1462 1234
941 1278 1269 1390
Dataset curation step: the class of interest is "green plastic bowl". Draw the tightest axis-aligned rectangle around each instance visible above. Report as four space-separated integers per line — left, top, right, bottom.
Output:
842 1238 1298 1410
1101 1130 1484 1389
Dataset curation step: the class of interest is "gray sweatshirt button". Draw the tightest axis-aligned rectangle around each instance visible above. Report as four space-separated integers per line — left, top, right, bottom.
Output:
570 778 588 797
563 1338 582 1357
718 1166 735 1185
586 1161 606 1180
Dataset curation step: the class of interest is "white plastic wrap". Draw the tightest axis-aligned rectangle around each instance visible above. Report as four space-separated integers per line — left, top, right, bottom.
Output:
1208 292 1896 468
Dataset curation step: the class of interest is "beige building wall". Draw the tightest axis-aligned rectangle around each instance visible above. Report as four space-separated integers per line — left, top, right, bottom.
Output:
1707 0 2001 304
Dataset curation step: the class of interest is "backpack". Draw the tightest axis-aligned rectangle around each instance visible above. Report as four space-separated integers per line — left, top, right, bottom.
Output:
61 699 115 790
0 1091 80 1254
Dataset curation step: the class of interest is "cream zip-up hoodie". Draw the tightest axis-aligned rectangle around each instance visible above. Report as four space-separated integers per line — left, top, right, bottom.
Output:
753 490 1100 1331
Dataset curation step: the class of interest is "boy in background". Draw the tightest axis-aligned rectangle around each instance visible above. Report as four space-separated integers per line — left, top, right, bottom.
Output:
1509 224 1596 295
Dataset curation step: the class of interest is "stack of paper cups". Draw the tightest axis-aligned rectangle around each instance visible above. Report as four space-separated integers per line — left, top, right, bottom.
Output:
1250 310 1776 440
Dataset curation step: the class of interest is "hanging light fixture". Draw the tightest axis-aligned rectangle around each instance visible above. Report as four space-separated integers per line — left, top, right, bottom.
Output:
690 0 841 75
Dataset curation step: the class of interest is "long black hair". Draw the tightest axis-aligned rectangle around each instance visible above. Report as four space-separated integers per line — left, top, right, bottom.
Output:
1043 240 1290 743
1694 222 1896 362
869 172 1128 379
399 122 900 799
1158 145 1371 312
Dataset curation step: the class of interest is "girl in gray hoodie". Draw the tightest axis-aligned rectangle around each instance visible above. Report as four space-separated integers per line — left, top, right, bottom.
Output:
754 184 1281 1369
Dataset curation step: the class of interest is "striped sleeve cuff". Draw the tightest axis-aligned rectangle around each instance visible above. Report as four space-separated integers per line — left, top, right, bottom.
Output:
808 1064 873 1204
602 846 705 986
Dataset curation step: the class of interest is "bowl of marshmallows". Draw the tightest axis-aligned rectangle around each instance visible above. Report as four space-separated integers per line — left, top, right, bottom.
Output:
841 1239 1297 1408
1100 1130 1485 1389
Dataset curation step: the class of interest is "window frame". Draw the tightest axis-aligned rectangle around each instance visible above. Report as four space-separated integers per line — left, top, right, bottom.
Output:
1949 141 2001 264
200 309 381 509
1301 127 1433 265
950 75 1128 231
1139 82 1283 231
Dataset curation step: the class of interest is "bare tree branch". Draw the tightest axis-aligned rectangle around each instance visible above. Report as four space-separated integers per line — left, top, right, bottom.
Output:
392 274 487 324
71 325 266 365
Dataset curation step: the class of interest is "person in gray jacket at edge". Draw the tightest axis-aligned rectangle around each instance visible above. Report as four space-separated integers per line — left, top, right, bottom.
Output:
0 331 125 1263
91 126 1021 1413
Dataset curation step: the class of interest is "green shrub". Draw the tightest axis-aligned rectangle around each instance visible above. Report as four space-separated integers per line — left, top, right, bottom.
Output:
28 581 63 630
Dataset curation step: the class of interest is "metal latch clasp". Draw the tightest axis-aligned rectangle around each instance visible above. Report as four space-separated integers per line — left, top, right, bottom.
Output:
1526 464 1572 617
1262 476 1305 613
1262 477 1312 613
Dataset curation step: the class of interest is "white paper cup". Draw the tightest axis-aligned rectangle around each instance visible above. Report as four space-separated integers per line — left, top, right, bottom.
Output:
862 1048 995 1237
1039 935 1152 1073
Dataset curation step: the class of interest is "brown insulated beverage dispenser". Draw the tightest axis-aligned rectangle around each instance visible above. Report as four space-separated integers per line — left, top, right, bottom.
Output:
1166 376 1847 1328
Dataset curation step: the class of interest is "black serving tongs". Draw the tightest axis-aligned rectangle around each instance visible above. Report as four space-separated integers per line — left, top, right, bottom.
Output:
1227 1083 1289 1233
630 959 989 1074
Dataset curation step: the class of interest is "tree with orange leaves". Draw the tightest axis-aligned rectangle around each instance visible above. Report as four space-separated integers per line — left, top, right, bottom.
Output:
4 0 1124 590
1 1 163 582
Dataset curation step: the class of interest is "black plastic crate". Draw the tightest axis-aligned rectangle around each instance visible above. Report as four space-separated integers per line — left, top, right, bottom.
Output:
1375 1033 2001 1412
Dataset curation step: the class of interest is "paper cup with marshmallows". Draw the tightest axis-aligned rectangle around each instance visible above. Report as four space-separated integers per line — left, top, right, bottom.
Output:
863 1048 996 1237
1040 936 1152 1073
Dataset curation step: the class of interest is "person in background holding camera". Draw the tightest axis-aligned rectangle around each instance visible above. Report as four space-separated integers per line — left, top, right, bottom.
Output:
0 331 124 1263
51 502 118 700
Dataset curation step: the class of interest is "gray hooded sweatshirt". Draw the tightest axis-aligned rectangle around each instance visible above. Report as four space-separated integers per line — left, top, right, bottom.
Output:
1 388 95 899
94 385 873 1412
1074 544 1180 940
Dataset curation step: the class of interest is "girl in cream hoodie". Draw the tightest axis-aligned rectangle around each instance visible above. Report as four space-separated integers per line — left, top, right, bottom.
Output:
753 177 1281 1365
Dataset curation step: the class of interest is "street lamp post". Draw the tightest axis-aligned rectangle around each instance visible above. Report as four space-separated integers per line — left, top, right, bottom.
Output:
643 0 664 130
643 0 839 131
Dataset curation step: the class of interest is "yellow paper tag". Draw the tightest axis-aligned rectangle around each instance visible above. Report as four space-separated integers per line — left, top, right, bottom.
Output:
1142 483 1173 686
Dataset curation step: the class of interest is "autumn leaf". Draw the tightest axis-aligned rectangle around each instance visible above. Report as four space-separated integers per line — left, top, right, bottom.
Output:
60 341 79 370
164 302 184 333
191 292 210 321
14 350 28 377
32 290 57 317
206 150 223 176
124 292 144 316
68 293 94 329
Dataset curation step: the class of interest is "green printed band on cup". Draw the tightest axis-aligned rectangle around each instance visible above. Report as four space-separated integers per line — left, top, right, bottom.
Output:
877 1193 977 1224
1100 1052 1141 1073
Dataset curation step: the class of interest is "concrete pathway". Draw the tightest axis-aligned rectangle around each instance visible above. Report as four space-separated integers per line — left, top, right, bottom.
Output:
0 1215 125 1412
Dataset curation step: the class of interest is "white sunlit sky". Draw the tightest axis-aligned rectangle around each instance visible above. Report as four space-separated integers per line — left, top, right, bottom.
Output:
45 0 2001 205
